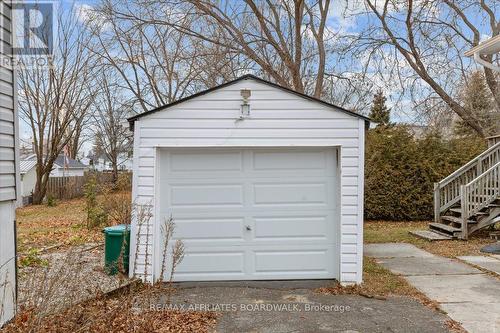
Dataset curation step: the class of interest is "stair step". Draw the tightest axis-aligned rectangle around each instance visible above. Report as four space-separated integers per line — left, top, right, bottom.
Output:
429 222 461 235
449 208 487 216
409 230 452 241
441 216 476 225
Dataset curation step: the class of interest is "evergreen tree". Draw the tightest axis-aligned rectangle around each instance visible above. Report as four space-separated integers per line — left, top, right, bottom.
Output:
454 71 496 137
369 90 391 126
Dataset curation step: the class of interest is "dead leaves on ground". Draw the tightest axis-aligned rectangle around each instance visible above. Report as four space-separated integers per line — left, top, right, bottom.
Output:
3 293 218 333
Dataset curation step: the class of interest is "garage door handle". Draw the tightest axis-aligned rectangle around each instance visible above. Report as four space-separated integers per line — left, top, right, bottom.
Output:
245 225 251 231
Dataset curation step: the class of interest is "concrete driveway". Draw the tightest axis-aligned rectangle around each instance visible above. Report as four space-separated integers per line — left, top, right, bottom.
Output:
153 281 451 333
365 243 500 333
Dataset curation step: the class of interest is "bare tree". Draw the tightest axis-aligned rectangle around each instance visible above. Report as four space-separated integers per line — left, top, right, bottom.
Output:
91 74 132 182
18 8 97 204
83 1 211 112
360 0 499 137
64 109 92 160
96 0 334 98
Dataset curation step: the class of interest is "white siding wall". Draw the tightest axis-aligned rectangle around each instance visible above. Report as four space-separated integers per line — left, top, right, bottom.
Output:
21 168 36 197
0 1 16 202
0 0 17 326
49 167 87 177
0 201 16 325
131 78 365 284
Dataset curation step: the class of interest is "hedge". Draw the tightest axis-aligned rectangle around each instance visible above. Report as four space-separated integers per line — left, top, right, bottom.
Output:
364 126 485 220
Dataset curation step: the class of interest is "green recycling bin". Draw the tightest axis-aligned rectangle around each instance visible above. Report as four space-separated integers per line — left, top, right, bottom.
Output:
103 224 130 275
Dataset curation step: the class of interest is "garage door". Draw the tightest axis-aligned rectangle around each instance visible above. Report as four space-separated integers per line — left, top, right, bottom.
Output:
158 147 339 281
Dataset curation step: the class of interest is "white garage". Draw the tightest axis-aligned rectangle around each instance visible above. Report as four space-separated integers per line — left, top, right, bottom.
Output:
128 75 369 284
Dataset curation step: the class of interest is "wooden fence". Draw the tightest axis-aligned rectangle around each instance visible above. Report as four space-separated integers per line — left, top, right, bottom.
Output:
46 172 120 200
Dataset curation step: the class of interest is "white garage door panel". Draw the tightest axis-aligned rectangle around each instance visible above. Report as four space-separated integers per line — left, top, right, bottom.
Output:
172 245 335 281
253 215 329 240
252 150 327 170
170 151 243 172
174 217 245 242
253 182 328 205
159 148 339 281
170 184 244 207
175 250 245 277
254 247 334 274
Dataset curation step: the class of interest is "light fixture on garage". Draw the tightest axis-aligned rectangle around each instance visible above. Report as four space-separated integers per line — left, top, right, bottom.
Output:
240 89 251 117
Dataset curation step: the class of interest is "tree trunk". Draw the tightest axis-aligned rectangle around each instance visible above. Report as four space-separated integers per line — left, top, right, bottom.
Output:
111 154 119 184
32 170 49 204
32 161 54 204
112 164 118 184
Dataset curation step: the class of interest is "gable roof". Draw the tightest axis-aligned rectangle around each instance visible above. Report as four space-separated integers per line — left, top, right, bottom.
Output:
54 155 87 168
22 155 88 169
19 160 37 174
127 74 370 130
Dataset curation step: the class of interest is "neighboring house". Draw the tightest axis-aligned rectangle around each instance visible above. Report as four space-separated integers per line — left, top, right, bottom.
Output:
18 160 36 206
49 155 88 177
17 156 89 206
128 74 370 285
88 152 133 172
0 1 18 326
23 154 88 177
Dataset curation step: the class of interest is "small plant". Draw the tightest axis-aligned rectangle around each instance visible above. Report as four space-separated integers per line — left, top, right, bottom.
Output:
102 187 132 226
68 235 85 246
46 194 56 207
114 172 132 192
84 174 108 229
158 215 185 302
19 248 49 268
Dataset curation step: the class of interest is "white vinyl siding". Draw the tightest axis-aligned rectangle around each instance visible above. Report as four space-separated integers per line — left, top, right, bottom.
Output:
0 0 17 326
0 0 16 202
131 78 365 284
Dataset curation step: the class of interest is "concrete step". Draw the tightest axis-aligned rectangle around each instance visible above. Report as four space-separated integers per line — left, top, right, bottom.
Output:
409 230 452 241
429 222 461 236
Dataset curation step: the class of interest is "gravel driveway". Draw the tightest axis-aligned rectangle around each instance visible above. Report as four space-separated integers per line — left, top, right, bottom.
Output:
18 244 131 313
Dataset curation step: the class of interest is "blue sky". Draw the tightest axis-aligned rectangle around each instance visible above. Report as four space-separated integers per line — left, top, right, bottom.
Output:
18 0 498 154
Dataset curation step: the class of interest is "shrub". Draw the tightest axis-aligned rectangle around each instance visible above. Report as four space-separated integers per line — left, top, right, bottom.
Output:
84 174 108 229
114 172 132 192
46 194 56 207
365 126 485 220
101 187 132 226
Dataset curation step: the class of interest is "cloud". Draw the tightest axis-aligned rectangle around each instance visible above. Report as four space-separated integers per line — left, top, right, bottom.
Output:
74 3 110 31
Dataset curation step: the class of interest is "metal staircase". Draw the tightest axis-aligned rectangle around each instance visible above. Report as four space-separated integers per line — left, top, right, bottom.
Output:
428 139 500 240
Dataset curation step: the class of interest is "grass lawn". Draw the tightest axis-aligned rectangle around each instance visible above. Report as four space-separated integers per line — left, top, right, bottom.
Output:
16 191 131 253
320 220 496 302
16 198 495 304
365 220 496 258
16 198 101 253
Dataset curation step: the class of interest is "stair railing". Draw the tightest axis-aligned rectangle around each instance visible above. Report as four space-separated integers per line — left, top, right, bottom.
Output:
434 141 500 222
460 161 500 238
